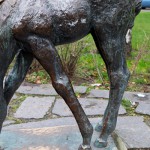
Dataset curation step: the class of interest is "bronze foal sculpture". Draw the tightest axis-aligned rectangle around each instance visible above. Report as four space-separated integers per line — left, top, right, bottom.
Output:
0 0 141 149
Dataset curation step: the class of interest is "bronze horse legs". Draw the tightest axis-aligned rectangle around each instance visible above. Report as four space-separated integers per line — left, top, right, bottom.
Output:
2 26 129 149
2 38 93 150
2 28 130 149
25 35 93 150
91 27 130 147
2 30 129 149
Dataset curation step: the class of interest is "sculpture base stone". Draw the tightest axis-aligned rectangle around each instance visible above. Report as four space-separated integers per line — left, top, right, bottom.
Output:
0 125 117 150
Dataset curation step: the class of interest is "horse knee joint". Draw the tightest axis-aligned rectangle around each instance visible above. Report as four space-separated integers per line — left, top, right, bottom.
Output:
52 76 70 95
110 70 130 85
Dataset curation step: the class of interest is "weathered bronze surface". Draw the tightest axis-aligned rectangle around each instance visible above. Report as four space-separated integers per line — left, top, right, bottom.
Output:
0 0 141 149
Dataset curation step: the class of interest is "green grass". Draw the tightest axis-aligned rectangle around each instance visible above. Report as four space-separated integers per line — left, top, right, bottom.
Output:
132 12 150 50
77 53 108 83
121 99 137 115
129 12 150 77
26 70 50 84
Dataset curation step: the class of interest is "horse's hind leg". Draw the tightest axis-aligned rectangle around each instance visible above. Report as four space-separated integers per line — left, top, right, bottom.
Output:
91 27 130 147
4 51 33 105
27 35 93 150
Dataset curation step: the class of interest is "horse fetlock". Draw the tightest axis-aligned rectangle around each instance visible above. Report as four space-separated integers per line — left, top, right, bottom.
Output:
80 123 93 147
101 112 117 132
85 124 93 138
94 138 107 148
110 70 130 86
52 77 71 95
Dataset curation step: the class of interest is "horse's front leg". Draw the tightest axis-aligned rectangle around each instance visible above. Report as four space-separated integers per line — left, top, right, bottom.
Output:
4 51 33 105
91 27 130 147
26 35 93 150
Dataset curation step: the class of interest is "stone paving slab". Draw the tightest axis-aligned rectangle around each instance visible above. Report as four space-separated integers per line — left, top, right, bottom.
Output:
17 84 58 96
114 116 150 150
11 94 18 100
3 117 80 129
52 98 126 116
3 120 15 127
1 125 117 150
73 86 88 94
136 102 150 115
88 89 109 99
17 84 87 95
123 91 150 103
14 96 55 119
146 119 150 127
88 89 150 103
3 116 150 150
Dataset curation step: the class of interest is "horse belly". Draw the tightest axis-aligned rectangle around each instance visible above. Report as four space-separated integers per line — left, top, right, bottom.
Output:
12 0 91 44
54 17 91 45
52 1 91 44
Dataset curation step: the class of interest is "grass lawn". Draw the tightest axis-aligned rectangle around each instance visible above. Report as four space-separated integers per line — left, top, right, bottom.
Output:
26 12 150 92
126 11 150 91
132 12 150 50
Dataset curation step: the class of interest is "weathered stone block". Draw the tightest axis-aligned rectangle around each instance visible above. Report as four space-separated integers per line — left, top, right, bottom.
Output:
14 96 55 119
114 116 150 150
136 102 150 115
